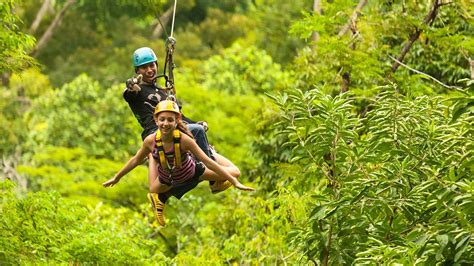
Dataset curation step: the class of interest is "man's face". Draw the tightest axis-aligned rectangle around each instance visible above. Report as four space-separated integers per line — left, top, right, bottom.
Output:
136 62 157 84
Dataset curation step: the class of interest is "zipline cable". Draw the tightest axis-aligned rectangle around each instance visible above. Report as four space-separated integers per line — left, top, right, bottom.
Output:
170 0 177 38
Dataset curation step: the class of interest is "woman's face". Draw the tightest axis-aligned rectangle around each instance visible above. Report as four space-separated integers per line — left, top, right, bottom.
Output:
155 111 177 135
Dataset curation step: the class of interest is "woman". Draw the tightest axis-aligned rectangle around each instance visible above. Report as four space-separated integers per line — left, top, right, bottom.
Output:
103 100 255 225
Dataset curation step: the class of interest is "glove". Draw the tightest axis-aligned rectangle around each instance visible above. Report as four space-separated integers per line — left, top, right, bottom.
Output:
197 121 208 132
125 74 142 92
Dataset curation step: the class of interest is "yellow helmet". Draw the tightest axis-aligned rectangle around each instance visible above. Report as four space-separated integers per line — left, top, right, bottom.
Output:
154 100 180 115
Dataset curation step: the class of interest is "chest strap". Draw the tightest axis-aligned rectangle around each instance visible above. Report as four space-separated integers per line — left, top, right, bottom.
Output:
155 129 182 169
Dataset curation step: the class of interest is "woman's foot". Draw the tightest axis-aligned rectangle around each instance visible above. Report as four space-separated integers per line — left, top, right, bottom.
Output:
147 193 166 226
210 180 232 194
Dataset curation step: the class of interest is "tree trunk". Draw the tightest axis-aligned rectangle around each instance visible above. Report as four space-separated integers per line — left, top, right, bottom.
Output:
338 0 367 38
469 57 474 80
1 155 27 191
322 223 333 266
31 0 76 56
311 0 322 44
152 6 174 39
339 0 364 93
29 0 52 34
1 73 10 87
341 72 350 93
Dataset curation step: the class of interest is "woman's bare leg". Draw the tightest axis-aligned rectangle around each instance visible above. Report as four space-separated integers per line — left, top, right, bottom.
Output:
213 152 240 178
147 154 169 226
149 177 172 193
148 154 157 189
201 152 240 181
148 154 172 193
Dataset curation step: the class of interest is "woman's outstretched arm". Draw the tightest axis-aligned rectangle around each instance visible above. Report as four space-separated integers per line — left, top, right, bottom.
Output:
181 134 254 192
103 135 154 187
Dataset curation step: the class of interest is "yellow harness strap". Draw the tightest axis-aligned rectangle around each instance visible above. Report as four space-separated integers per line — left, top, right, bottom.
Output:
155 130 182 170
173 129 182 168
155 131 167 169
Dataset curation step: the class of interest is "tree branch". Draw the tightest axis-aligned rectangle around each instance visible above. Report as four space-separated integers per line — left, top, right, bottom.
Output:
391 0 442 73
337 0 367 38
29 0 52 34
31 0 76 56
152 5 174 39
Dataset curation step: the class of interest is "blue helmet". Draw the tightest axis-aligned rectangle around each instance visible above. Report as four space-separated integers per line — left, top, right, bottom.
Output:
132 47 157 67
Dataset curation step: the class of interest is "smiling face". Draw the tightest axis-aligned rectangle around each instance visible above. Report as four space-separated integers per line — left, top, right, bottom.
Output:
155 111 178 135
136 62 157 84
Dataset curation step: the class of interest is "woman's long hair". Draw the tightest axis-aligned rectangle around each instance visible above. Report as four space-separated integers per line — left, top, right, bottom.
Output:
177 119 194 139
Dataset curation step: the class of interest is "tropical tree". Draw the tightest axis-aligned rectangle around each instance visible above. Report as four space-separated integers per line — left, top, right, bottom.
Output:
264 86 473 264
24 74 140 159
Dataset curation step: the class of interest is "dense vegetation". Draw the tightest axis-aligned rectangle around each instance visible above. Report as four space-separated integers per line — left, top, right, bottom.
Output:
1 0 472 264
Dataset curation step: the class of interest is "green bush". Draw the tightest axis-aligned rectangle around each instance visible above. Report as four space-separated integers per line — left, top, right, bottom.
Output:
264 86 473 264
0 180 171 264
24 74 141 159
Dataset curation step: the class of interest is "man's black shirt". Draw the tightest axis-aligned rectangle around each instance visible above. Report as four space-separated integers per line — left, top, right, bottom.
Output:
123 83 193 140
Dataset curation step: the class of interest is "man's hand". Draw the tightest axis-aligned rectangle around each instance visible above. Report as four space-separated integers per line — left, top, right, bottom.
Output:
125 74 143 93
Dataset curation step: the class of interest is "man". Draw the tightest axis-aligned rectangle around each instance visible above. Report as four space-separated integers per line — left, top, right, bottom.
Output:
123 47 230 226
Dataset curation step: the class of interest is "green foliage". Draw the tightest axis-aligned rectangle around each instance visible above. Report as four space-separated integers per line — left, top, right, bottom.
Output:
17 146 147 208
392 2 473 86
289 0 472 96
0 180 171 264
289 2 387 95
0 88 26 155
248 0 306 63
202 43 290 95
25 74 141 159
157 189 301 264
0 68 50 155
18 0 254 87
266 85 473 264
9 68 52 98
0 0 36 74
37 14 153 87
3 1 473 264
176 8 254 64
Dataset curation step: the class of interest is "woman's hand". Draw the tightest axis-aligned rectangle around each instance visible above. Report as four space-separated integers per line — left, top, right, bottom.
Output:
233 182 255 192
102 177 120 188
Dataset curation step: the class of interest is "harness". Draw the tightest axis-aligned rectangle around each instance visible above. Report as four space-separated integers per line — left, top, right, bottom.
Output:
153 2 184 174
155 129 182 171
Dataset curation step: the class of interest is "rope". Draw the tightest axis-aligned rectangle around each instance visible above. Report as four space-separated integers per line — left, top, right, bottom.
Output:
170 0 177 38
165 0 178 96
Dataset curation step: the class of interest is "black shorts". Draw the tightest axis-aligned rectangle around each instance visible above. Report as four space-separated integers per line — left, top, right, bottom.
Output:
166 162 205 199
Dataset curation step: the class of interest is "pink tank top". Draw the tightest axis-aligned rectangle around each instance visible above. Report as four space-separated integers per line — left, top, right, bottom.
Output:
151 139 196 186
